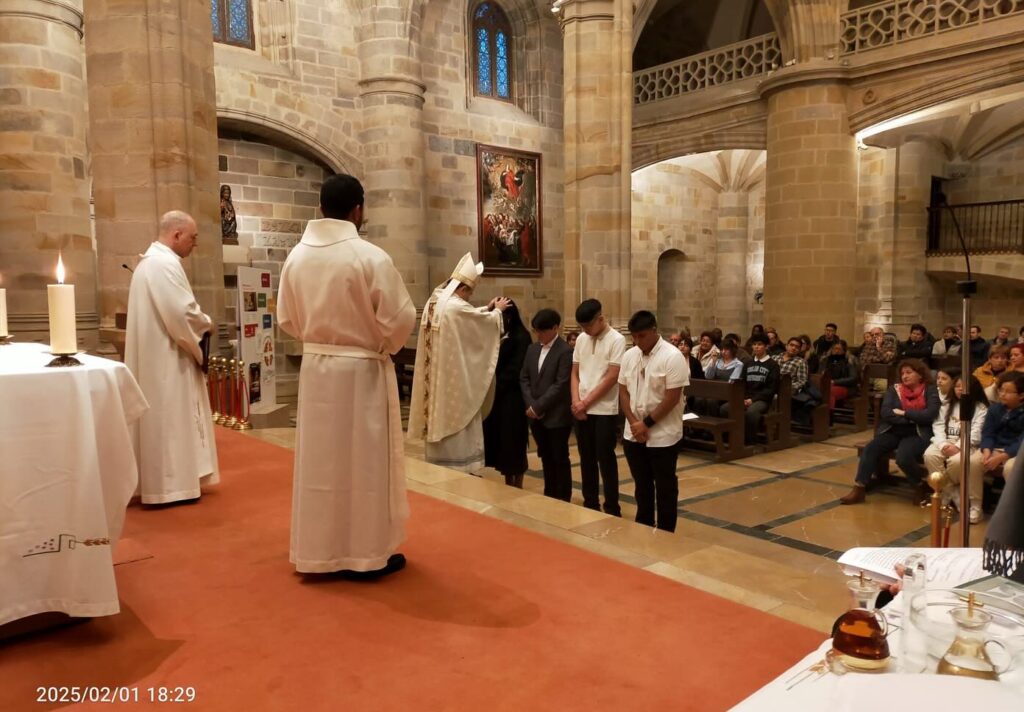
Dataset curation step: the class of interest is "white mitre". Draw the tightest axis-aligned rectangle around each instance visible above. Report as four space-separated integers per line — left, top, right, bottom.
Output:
431 253 484 328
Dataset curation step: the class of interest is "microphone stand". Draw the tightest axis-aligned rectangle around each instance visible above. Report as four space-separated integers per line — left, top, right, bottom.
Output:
939 193 976 547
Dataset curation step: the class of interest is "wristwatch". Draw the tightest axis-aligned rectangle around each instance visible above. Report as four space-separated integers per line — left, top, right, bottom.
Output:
643 415 656 428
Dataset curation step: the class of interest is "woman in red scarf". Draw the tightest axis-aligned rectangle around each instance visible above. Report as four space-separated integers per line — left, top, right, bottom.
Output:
840 359 940 505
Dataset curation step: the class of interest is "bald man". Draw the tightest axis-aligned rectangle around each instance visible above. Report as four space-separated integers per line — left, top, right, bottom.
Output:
125 211 220 504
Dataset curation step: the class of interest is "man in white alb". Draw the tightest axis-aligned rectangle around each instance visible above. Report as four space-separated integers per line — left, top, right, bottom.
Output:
619 310 689 532
571 298 626 515
126 210 219 504
277 174 417 577
407 254 509 472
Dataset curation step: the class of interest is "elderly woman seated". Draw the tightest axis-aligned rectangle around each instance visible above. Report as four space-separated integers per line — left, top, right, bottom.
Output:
840 359 940 505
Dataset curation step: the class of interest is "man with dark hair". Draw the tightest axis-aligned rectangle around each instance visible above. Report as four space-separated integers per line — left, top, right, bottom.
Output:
968 325 990 371
723 334 779 445
619 310 688 532
813 323 839 360
897 323 932 361
278 173 417 577
521 309 573 501
571 299 626 515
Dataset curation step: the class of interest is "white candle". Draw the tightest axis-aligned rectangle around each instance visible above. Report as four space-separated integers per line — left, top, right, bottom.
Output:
0 287 7 337
48 254 77 354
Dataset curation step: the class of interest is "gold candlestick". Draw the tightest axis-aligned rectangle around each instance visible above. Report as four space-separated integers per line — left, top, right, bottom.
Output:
233 360 253 430
223 358 238 427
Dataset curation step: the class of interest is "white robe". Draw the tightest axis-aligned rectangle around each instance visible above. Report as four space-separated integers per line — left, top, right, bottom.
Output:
125 241 219 504
407 290 502 472
277 219 416 573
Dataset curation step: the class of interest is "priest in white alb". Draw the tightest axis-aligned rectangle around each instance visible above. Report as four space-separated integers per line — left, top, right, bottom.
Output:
407 253 508 473
126 210 219 504
277 174 417 577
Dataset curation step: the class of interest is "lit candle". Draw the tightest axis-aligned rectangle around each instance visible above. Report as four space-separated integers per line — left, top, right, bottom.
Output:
0 287 7 337
48 254 77 354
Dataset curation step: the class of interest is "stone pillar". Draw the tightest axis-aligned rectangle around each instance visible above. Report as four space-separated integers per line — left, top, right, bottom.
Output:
357 1 429 305
84 0 224 336
714 190 750 331
561 0 632 323
888 138 946 333
0 0 97 348
762 80 858 339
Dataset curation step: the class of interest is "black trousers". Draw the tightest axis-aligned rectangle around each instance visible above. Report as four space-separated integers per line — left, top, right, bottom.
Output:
575 414 621 514
623 439 679 532
720 399 770 445
532 423 572 502
854 427 929 487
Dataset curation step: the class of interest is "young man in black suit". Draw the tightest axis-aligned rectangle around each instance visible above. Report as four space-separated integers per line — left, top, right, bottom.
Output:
520 309 574 501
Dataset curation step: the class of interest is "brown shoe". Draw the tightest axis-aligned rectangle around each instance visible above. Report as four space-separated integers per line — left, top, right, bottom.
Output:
839 485 866 505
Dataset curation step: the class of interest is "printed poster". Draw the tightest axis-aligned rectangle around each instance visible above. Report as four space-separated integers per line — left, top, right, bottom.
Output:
237 266 277 413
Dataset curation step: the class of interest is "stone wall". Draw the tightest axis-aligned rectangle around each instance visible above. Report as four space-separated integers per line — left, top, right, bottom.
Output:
630 159 720 331
217 134 329 404
418 0 564 324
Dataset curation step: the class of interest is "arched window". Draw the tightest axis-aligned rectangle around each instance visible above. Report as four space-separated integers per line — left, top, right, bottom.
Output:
472 2 513 101
211 0 254 49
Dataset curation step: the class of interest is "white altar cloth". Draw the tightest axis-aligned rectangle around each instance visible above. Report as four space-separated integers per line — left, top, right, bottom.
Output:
0 343 148 625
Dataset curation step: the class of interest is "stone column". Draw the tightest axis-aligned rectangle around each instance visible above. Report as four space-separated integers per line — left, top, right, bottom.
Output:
0 0 97 348
561 0 632 323
714 190 750 331
357 0 429 305
888 138 946 333
84 0 224 337
762 80 858 339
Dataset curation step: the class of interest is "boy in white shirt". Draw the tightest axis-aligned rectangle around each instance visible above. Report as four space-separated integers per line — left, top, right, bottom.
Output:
618 311 689 532
571 299 627 515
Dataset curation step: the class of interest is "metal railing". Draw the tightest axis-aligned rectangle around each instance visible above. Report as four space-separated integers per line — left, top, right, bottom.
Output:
633 33 780 106
926 198 1024 254
840 0 1024 55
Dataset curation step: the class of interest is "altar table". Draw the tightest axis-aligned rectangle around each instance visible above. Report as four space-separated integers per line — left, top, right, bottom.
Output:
0 343 148 626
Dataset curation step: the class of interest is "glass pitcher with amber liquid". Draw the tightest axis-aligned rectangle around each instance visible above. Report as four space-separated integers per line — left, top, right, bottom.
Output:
937 598 1010 681
832 572 890 671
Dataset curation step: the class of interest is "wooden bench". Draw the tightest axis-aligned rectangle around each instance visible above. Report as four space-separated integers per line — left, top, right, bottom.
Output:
792 371 831 442
393 347 415 400
830 365 869 430
762 373 797 451
929 354 963 374
863 362 898 432
682 379 752 462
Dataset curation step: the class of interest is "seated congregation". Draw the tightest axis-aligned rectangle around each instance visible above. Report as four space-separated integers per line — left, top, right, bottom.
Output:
403 314 1024 534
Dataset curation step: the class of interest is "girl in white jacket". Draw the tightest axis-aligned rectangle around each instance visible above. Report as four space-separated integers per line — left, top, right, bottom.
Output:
923 373 989 523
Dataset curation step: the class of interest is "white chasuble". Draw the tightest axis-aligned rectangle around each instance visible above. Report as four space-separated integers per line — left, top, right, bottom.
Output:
277 219 416 573
407 290 503 472
125 241 219 504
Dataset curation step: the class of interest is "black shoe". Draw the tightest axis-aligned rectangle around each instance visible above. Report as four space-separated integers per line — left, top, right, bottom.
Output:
340 554 406 581
603 506 622 517
583 502 601 512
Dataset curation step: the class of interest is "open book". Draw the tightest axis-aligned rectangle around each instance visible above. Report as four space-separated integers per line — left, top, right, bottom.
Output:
837 547 988 586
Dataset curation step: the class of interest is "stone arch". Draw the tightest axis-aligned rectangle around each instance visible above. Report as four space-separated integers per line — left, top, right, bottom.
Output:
656 249 692 332
216 109 358 177
633 124 768 171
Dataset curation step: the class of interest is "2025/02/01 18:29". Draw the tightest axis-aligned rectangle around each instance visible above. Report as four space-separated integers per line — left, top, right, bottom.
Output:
36 686 197 704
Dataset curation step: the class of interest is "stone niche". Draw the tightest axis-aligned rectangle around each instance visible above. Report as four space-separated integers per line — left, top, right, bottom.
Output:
217 132 332 405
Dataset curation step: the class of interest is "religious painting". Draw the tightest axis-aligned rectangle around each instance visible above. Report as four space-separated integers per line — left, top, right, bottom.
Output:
243 291 257 312
476 144 542 276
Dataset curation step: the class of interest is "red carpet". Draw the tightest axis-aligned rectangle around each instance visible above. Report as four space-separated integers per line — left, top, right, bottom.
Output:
0 429 821 711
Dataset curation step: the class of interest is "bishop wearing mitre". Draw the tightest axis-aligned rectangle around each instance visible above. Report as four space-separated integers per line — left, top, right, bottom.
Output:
407 253 509 472
126 211 219 504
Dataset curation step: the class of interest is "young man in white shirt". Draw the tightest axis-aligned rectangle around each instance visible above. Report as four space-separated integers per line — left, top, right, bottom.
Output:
619 310 689 532
571 299 627 515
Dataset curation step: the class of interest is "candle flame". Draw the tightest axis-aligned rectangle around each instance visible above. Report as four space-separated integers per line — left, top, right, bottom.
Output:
56 253 66 284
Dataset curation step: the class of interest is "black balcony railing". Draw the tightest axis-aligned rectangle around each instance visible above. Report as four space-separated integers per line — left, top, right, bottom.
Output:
927 199 1024 255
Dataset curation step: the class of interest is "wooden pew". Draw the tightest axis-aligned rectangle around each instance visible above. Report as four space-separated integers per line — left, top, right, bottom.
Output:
762 373 797 451
682 379 753 462
831 365 869 430
393 347 415 400
929 354 962 374
863 362 898 432
793 371 831 442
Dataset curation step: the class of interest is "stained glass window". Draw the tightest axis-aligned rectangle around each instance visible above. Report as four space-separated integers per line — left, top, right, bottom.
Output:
211 0 254 49
472 2 513 102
